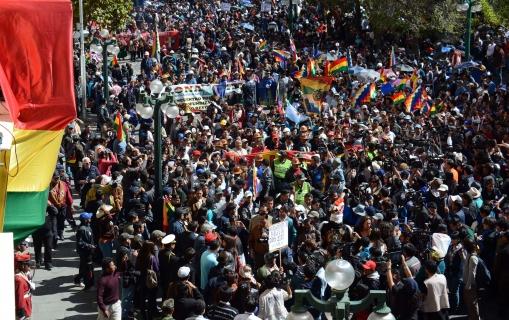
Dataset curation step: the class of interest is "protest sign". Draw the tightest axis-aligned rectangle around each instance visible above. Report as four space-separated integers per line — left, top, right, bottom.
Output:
261 2 271 12
269 221 289 252
168 82 243 112
220 3 231 11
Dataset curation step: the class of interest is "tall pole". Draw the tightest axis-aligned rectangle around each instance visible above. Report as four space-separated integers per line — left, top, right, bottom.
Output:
288 0 293 33
465 0 473 61
102 44 109 106
154 102 163 200
79 0 87 119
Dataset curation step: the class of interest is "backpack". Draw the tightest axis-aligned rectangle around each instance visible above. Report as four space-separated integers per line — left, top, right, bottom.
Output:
145 265 158 289
475 256 491 290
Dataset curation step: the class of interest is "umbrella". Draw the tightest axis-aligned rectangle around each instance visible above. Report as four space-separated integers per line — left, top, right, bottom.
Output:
454 61 479 70
395 64 414 72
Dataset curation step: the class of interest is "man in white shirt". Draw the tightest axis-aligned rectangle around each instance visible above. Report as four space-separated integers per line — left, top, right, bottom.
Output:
233 297 261 320
258 272 292 320
421 260 450 319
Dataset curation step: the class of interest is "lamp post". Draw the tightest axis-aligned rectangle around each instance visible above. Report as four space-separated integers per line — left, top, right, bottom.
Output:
137 79 173 200
287 259 395 320
90 29 119 107
457 1 482 61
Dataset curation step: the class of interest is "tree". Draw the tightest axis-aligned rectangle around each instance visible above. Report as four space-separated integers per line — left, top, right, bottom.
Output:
72 0 133 32
363 0 463 40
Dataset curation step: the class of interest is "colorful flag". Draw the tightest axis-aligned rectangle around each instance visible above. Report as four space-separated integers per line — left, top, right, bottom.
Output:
352 83 376 106
380 83 394 96
258 39 268 51
328 57 348 76
300 77 333 113
272 49 290 62
306 58 317 77
289 38 298 62
291 70 303 79
405 86 426 113
162 198 173 233
389 46 396 67
111 54 119 67
391 91 405 105
410 69 419 90
151 15 161 61
0 0 77 240
393 78 410 91
113 112 126 142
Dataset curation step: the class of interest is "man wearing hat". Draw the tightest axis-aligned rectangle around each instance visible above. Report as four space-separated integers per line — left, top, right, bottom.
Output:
159 234 180 299
161 298 175 320
74 212 95 289
48 171 74 244
15 254 34 320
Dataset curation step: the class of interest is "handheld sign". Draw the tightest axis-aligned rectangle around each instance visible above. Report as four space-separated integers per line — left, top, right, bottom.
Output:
269 221 289 252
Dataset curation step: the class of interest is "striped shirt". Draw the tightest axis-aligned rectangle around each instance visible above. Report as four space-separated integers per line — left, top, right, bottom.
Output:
206 302 238 320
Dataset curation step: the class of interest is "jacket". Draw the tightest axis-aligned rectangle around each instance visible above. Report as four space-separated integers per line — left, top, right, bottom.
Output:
76 224 94 256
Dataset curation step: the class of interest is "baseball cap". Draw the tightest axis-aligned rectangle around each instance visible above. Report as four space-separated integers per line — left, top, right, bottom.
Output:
151 230 166 239
362 260 377 271
204 231 218 243
79 212 93 220
177 266 191 278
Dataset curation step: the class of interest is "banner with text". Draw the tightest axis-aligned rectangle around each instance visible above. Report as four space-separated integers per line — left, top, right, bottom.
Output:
168 82 243 112
269 221 289 252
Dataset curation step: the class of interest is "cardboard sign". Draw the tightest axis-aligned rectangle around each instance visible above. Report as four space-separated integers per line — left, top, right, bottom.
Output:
269 221 289 252
220 3 231 11
261 2 271 12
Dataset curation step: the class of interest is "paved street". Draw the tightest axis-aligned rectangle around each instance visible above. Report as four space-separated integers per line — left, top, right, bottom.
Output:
30 199 97 320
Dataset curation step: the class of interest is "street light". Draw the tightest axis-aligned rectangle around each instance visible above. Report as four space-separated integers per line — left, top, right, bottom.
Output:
457 0 482 61
287 259 395 320
139 80 173 200
90 29 120 107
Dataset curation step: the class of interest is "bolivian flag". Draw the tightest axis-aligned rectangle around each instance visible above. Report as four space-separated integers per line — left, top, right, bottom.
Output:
328 57 348 76
0 0 76 241
391 91 405 105
300 77 333 114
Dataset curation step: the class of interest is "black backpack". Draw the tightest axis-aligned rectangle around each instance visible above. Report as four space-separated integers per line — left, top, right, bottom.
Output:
475 256 491 290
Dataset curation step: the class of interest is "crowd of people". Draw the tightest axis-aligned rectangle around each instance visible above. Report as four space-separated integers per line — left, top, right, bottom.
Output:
13 0 509 320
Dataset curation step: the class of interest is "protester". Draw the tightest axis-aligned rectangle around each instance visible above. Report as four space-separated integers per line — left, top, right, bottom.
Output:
18 0 509 319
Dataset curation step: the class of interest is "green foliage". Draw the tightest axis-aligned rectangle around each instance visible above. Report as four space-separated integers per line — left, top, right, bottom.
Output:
72 0 133 32
363 0 463 39
480 0 501 26
491 0 509 25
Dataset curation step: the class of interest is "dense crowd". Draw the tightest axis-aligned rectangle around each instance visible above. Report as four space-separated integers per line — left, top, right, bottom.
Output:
13 0 509 320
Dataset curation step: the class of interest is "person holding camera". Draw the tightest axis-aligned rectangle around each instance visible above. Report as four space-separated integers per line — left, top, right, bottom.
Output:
258 271 292 320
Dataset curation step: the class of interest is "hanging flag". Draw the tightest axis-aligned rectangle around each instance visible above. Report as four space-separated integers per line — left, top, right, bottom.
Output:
285 100 309 124
352 83 376 106
389 46 396 68
391 91 405 105
300 77 333 113
405 86 426 113
258 39 268 51
0 0 77 241
327 57 348 76
113 112 126 142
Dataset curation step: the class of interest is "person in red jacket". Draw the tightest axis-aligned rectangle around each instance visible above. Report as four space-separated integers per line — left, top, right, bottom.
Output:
14 254 34 320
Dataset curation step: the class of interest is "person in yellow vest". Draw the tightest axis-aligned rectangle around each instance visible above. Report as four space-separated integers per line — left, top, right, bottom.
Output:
273 151 292 190
293 173 312 205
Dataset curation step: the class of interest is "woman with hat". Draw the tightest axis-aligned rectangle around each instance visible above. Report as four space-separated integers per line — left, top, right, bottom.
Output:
15 254 34 320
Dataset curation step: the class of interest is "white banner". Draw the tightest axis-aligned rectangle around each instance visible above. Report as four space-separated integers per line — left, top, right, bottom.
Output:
269 221 289 252
261 2 272 12
220 2 231 11
167 81 243 112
